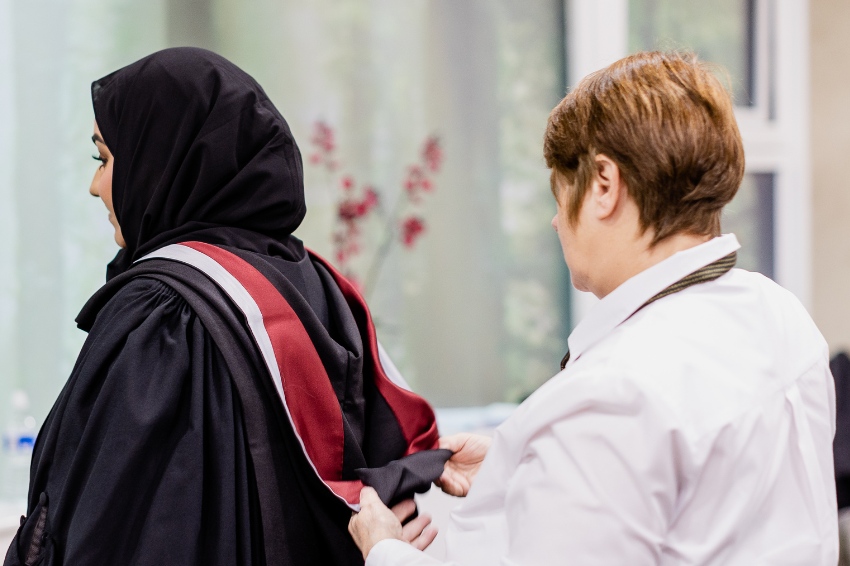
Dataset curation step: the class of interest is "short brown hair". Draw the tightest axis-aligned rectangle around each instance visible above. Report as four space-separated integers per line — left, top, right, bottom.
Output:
543 51 744 244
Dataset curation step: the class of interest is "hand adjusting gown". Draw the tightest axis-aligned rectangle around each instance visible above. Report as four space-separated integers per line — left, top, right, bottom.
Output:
4 47 447 566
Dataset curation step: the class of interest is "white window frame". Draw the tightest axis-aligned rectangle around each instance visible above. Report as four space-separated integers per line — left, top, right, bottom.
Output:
566 0 812 324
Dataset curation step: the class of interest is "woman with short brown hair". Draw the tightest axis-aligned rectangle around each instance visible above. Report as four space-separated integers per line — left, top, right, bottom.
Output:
350 51 837 566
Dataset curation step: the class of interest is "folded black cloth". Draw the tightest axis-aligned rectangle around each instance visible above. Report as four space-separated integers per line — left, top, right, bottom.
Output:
357 449 453 507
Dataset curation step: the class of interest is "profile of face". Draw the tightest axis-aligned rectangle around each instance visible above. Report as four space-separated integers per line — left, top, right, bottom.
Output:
89 122 125 248
549 156 634 298
551 153 714 300
551 172 594 294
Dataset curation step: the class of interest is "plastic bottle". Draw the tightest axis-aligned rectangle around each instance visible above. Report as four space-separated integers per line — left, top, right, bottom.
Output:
1 390 37 503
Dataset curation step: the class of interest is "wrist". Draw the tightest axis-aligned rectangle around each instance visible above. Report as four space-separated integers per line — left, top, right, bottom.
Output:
364 538 404 565
361 528 401 560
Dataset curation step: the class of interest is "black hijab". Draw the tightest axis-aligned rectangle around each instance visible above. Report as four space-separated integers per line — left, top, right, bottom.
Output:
92 47 306 279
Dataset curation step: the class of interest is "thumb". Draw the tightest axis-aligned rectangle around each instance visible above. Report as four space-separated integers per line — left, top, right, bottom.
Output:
439 434 462 452
359 486 381 507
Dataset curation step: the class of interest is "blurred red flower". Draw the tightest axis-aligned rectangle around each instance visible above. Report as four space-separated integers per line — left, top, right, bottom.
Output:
308 121 442 291
401 216 426 248
422 137 443 172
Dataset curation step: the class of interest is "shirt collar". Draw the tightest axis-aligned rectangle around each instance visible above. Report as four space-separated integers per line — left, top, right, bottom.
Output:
566 233 741 363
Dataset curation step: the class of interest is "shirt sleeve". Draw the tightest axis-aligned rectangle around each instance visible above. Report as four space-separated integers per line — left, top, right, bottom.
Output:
367 374 675 566
367 539 447 566
499 374 675 565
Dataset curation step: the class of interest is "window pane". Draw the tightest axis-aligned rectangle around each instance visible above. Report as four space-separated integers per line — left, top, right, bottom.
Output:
628 0 755 105
722 173 775 277
1 1 168 429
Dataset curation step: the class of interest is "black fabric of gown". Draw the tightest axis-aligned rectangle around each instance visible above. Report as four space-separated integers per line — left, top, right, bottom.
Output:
832 351 850 509
4 245 448 566
4 47 449 566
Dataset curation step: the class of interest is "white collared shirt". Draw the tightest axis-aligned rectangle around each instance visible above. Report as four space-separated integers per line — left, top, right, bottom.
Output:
368 234 837 566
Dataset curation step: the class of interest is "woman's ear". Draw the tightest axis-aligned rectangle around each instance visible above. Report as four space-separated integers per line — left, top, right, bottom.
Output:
591 153 625 221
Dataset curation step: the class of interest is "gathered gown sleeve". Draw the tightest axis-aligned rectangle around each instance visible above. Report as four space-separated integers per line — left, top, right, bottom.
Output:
4 278 257 566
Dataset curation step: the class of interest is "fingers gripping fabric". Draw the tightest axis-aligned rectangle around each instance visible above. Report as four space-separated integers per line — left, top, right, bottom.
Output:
356 449 453 507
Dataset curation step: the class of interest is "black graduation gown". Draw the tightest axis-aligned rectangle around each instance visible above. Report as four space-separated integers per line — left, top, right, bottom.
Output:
4 245 446 566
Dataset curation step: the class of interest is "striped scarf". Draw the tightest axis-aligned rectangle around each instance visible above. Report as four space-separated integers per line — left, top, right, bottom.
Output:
560 251 737 371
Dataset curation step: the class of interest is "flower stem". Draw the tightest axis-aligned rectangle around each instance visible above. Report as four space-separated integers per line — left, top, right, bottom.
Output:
363 189 406 298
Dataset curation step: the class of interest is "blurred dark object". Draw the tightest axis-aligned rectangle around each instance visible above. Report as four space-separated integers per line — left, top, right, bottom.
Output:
832 351 850 508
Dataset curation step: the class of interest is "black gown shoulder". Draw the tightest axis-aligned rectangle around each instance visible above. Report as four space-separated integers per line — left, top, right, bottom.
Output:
5 262 365 566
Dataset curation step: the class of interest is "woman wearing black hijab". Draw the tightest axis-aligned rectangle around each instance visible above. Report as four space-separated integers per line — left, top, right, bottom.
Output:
4 47 447 566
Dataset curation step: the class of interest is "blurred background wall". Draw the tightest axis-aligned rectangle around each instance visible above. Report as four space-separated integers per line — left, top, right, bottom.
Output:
811 0 850 356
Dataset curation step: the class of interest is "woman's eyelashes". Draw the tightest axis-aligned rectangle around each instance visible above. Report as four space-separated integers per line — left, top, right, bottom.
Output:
92 154 107 168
